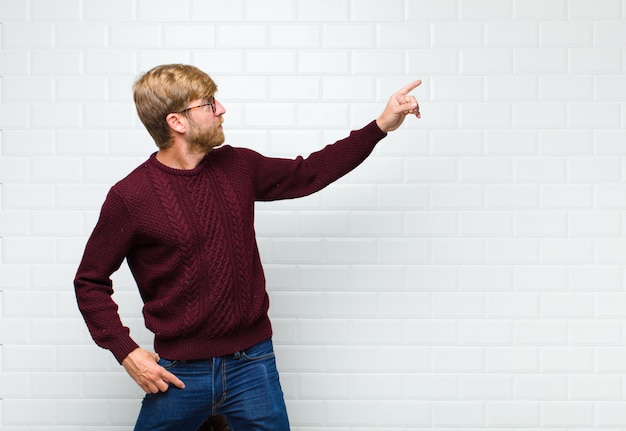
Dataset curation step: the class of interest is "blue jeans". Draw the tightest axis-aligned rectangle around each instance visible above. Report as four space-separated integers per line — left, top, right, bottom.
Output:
133 339 290 431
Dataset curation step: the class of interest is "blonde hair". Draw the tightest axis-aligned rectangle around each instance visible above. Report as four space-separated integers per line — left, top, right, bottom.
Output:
133 64 217 149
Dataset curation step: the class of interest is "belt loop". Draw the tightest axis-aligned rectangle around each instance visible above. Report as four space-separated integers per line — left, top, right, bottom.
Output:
233 351 242 359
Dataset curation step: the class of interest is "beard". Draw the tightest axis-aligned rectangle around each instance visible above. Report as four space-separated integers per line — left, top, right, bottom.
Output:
187 121 225 154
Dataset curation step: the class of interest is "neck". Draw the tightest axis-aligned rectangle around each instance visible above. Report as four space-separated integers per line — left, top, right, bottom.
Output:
156 146 208 170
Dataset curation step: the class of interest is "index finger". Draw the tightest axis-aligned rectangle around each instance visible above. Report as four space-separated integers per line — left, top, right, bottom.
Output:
162 369 185 389
397 80 422 96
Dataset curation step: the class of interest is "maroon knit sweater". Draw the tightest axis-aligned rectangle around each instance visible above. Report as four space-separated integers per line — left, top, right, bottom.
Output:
74 120 386 363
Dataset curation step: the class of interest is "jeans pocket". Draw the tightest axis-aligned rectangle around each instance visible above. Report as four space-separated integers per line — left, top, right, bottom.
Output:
240 339 276 362
158 357 180 370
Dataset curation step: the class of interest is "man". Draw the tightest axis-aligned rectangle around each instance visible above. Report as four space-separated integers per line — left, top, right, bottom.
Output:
74 63 420 431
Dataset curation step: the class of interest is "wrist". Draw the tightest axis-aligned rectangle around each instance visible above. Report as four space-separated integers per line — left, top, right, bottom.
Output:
375 117 389 133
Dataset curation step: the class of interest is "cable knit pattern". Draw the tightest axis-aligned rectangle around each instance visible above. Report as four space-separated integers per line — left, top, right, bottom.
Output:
74 120 387 363
210 163 253 326
146 166 203 337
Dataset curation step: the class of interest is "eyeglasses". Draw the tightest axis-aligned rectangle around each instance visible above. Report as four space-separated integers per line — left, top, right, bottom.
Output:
177 98 216 114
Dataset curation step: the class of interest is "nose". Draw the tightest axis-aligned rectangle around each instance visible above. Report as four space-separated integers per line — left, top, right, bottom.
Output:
214 99 226 116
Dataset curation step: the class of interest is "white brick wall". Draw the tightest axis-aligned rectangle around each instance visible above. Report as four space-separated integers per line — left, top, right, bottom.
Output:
1 0 625 429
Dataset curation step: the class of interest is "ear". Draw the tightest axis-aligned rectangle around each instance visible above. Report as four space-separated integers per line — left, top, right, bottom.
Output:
165 112 186 134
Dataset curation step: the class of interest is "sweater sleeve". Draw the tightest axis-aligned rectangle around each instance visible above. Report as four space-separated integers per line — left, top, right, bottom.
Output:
250 120 387 201
74 188 140 363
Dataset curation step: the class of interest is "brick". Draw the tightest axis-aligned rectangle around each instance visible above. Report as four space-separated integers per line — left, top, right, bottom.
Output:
408 49 460 75
298 50 350 73
377 347 430 372
541 293 594 318
569 0 622 18
486 402 540 427
378 23 430 48
243 0 295 21
514 157 566 182
541 347 594 373
486 239 540 264
486 293 540 318
432 348 484 372
432 239 485 264
486 22 538 47
461 0 512 19
568 157 621 183
541 239 594 264
459 320 512 345
217 24 268 47
487 75 538 101
595 129 626 154
460 103 513 128
594 20 626 46
486 347 539 372
407 0 459 21
541 402 594 427
596 402 626 427
432 76 484 102
406 320 458 345
570 48 622 74
245 50 296 73
514 211 567 237
540 184 593 209
540 76 594 101
322 23 376 49
296 0 349 21
55 23 107 48
406 374 458 399
569 265 622 291
31 103 82 129
568 102 622 128
540 21 592 47
352 49 405 75
461 49 513 75
2 23 54 49
433 130 484 155
270 24 320 48
432 22 485 48
515 48 568 74
351 319 404 345
406 211 457 237
83 0 134 21
433 184 485 209
324 292 376 318
515 375 567 399
322 76 375 100
325 238 377 263
568 320 622 345
568 211 622 237
515 0 567 19
515 103 567 128
460 374 512 399
569 375 622 400
0 51 29 75
460 157 513 182
514 321 567 345
514 265 568 291
540 129 593 154
351 0 404 21
432 402 485 427
460 265 513 291
2 77 54 102
3 399 57 425
0 0 29 20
